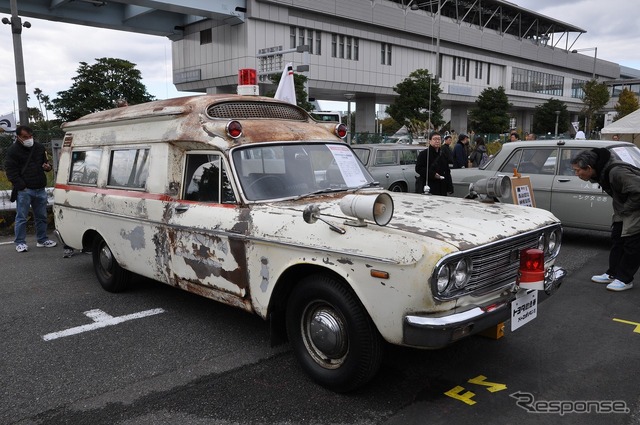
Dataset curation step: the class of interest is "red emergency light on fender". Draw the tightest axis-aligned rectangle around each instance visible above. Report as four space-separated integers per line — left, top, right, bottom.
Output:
518 248 545 290
237 68 259 96
335 123 348 139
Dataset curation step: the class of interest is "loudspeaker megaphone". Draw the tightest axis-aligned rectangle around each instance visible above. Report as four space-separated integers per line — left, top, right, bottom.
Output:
471 175 511 198
339 193 394 226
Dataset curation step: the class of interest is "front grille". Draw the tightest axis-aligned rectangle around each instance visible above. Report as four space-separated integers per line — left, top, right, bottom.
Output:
433 226 558 300
206 102 308 121
465 232 539 293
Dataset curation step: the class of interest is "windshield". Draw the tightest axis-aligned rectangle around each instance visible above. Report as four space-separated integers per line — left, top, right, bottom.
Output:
610 145 640 167
232 143 376 201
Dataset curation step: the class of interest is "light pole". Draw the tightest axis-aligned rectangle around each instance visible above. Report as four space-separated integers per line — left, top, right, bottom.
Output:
2 0 31 126
344 93 355 144
571 47 597 80
554 110 560 139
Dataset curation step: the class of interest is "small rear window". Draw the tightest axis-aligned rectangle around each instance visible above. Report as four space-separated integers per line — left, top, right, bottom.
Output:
107 148 150 189
69 149 102 185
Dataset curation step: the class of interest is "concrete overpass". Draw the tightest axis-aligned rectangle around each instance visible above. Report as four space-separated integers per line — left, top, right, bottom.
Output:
0 0 246 40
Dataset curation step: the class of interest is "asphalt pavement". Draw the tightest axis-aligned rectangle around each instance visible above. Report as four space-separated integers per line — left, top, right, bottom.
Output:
1 228 638 425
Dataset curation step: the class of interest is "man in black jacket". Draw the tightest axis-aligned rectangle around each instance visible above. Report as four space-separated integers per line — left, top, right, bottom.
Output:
4 125 57 252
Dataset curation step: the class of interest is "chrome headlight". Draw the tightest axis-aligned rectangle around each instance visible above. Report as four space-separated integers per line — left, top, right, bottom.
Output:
547 228 562 257
437 265 450 293
452 258 471 288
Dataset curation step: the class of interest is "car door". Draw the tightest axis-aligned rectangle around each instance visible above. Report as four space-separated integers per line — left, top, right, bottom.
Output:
498 147 557 210
399 148 421 192
165 152 248 298
550 148 613 231
372 148 402 190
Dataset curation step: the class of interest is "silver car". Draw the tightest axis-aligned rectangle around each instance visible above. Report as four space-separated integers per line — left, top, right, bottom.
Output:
352 143 426 192
450 139 640 231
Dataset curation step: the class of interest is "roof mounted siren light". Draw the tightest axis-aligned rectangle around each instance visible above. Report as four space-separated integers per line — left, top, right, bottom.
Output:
237 69 259 96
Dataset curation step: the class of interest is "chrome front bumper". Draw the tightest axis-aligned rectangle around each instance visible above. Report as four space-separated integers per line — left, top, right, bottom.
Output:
403 266 567 348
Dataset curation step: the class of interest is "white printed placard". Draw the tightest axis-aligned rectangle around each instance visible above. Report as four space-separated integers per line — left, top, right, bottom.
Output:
511 290 538 331
328 144 369 187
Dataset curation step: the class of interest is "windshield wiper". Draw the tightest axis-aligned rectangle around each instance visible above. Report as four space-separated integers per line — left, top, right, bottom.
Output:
293 188 345 201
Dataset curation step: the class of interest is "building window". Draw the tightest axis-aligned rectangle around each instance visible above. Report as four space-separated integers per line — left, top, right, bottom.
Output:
339 35 345 58
572 79 587 99
511 67 564 96
291 26 321 55
354 38 359 61
346 37 352 60
381 43 392 65
331 34 337 57
475 61 483 79
200 29 212 45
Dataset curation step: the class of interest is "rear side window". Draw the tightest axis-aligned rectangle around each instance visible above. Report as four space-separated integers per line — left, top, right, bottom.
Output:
69 149 102 185
108 148 150 189
400 149 420 165
374 150 397 166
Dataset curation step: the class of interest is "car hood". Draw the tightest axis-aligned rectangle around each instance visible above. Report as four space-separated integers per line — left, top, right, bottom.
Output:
257 190 559 257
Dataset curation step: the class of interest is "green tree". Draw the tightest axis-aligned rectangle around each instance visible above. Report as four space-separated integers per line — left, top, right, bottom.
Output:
532 98 569 136
51 58 154 122
386 69 443 132
614 88 640 121
380 117 402 135
581 80 610 136
267 72 314 112
469 86 511 133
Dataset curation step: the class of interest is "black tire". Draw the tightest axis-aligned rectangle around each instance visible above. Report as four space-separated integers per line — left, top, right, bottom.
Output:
286 274 383 392
92 235 132 293
388 182 405 192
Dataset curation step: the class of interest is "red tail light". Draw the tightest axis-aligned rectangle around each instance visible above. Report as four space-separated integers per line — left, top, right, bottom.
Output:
226 120 243 138
518 248 545 290
335 123 348 139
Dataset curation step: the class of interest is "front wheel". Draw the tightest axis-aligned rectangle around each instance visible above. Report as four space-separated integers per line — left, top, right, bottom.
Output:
92 236 131 293
286 274 383 392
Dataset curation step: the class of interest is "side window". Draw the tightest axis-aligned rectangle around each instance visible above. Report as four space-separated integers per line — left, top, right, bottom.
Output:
400 149 419 165
69 149 102 185
560 148 587 176
184 154 236 203
499 150 523 173
374 150 397 166
108 148 150 189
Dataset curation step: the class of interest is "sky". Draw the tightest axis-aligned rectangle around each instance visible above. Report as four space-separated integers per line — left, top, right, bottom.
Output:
1 0 639 119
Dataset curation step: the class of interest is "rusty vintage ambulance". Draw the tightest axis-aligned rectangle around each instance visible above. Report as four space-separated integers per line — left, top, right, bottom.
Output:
54 94 566 392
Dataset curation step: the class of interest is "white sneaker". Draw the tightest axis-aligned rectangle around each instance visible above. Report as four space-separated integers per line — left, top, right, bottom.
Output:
36 240 57 248
591 273 614 284
606 279 633 292
16 243 28 253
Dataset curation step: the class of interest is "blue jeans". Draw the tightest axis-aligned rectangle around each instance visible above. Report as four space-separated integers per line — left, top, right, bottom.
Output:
15 188 49 245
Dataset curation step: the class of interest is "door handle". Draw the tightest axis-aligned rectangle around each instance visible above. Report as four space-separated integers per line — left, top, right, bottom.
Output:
175 204 189 213
557 179 571 182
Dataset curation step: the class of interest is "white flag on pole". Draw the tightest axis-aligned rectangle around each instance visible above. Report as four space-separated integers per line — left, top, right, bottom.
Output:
275 63 296 105
0 112 16 132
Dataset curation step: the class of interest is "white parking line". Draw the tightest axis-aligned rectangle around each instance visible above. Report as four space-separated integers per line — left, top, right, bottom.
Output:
42 308 165 341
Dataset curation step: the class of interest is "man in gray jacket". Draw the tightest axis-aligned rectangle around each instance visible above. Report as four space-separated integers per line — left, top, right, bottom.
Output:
571 148 640 291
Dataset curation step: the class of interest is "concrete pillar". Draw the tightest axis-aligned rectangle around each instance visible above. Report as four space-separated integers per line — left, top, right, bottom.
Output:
354 96 377 134
449 105 469 134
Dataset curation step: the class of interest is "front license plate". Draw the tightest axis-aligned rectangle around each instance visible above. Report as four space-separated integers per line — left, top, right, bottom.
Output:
511 290 538 331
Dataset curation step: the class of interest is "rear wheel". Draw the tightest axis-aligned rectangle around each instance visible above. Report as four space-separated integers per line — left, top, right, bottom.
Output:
92 236 131 293
286 274 383 392
388 182 405 192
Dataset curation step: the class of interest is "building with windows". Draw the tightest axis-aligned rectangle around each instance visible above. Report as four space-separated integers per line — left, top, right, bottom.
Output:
2 0 635 135
169 0 624 135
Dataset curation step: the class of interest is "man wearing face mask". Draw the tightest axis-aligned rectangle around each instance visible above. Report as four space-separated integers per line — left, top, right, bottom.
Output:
4 125 57 252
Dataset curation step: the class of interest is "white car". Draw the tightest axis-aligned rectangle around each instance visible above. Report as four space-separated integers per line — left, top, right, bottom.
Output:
450 139 640 231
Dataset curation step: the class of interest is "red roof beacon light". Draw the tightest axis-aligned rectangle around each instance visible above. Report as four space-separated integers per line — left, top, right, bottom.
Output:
518 248 545 290
226 120 243 139
335 123 348 139
237 68 259 96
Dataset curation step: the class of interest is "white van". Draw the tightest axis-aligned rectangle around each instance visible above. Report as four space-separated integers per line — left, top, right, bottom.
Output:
54 94 566 392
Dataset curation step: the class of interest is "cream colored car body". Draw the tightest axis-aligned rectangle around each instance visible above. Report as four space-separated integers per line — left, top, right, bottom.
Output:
53 95 565 391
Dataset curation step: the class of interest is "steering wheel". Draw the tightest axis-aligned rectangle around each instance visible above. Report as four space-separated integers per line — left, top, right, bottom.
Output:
247 175 286 198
